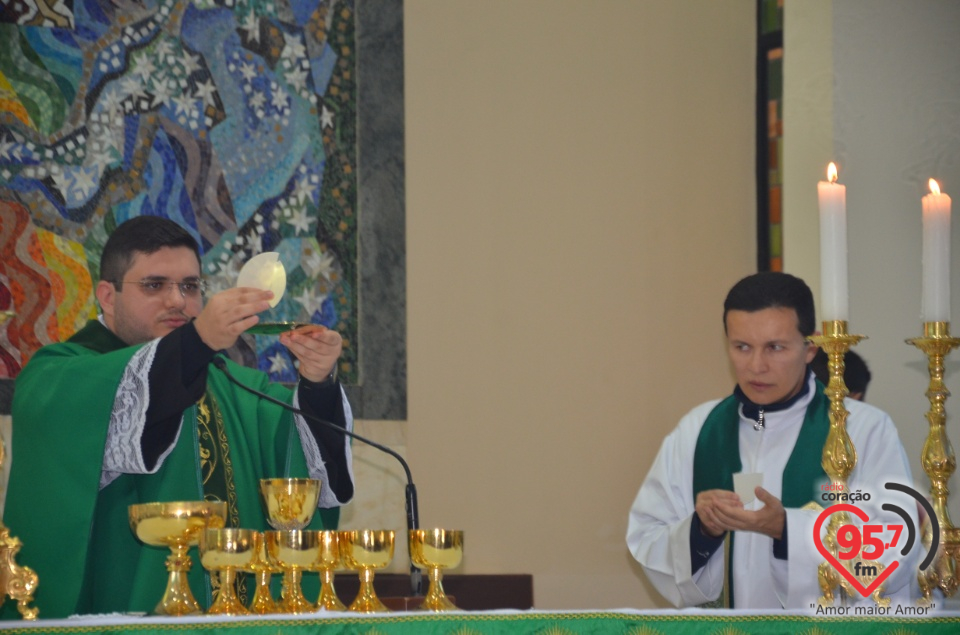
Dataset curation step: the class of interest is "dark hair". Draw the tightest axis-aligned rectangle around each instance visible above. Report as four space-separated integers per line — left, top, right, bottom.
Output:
809 348 872 396
99 216 201 287
723 271 816 337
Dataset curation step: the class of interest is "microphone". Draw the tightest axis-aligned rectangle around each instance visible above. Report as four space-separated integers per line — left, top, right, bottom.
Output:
211 355 423 596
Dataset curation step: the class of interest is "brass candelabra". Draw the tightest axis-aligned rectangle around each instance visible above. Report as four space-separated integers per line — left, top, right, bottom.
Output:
908 322 960 603
0 438 38 620
0 308 38 621
808 321 887 606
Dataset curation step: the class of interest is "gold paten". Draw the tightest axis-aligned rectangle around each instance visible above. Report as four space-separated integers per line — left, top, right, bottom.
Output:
246 322 310 335
409 529 464 612
907 321 960 602
199 528 257 615
340 529 395 613
808 321 881 606
128 501 227 616
0 421 38 620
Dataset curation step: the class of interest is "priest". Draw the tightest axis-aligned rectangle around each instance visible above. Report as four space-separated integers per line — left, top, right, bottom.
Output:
2 216 354 618
626 272 918 608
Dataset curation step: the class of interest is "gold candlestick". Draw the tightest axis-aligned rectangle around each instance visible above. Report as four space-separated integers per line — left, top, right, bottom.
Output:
907 321 960 602
808 320 882 606
0 397 38 620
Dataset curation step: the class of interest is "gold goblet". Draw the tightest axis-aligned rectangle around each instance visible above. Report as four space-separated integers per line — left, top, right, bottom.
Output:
244 532 281 614
128 501 227 616
409 529 463 611
340 529 395 613
259 479 321 614
265 530 321 614
259 478 321 530
199 528 257 615
311 529 346 611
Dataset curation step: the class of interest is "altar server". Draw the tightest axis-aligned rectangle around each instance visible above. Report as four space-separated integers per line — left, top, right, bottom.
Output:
627 272 918 608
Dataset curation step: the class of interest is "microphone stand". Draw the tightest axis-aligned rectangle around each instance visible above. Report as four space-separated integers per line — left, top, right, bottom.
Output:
212 356 423 596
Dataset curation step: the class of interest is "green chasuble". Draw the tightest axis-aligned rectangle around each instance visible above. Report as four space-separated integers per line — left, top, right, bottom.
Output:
2 320 339 619
692 381 830 606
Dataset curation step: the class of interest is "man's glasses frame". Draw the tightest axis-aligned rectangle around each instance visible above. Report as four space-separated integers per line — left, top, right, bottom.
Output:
112 277 207 299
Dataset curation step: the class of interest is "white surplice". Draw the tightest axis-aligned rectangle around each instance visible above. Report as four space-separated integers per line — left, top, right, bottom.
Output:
626 374 920 609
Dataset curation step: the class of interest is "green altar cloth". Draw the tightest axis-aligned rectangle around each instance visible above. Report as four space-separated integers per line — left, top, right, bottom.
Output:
0 610 958 635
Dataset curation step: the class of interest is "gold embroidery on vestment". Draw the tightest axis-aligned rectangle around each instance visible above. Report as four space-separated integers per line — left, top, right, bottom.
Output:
196 392 245 603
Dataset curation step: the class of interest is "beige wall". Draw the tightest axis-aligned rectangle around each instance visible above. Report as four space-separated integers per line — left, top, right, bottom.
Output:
358 0 757 609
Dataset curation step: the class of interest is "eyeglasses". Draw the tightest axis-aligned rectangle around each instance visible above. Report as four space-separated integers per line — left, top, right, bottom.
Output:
114 278 206 299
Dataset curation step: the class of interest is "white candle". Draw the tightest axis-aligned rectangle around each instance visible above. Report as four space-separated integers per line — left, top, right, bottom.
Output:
922 179 951 322
817 162 848 321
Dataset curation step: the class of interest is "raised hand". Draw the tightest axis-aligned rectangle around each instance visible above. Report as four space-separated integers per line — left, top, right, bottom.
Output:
279 325 343 383
194 287 274 350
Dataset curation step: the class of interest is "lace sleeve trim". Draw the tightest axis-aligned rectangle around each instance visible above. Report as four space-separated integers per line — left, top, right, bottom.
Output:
100 340 182 489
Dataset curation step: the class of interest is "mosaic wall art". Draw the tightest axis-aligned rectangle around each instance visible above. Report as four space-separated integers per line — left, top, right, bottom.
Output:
0 0 359 384
1 0 74 29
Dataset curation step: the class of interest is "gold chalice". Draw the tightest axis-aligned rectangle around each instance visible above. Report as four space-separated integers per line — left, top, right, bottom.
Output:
259 479 321 614
340 529 395 613
128 501 227 616
409 529 463 611
244 532 281 614
259 478 321 530
199 528 257 615
265 530 321 614
310 529 346 611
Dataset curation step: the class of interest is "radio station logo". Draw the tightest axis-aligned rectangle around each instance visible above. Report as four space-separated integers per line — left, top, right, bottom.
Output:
813 482 937 598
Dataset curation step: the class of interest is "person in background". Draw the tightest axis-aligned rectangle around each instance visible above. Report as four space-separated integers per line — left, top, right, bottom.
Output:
3 216 355 618
626 271 917 609
809 348 872 401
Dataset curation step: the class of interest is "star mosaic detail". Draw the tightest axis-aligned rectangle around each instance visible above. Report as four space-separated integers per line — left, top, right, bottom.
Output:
0 0 359 384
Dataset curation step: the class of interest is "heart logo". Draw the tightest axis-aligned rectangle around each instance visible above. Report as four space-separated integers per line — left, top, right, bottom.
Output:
813 503 899 597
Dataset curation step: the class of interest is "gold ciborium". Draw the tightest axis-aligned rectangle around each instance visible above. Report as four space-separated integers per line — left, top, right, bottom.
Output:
244 532 281 614
340 529 395 613
409 529 463 611
199 528 257 615
259 478 321 530
311 529 346 611
265 530 320 614
128 501 227 616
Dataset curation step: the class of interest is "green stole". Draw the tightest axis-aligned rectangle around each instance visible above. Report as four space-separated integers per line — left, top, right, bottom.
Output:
692 381 829 607
2 320 338 619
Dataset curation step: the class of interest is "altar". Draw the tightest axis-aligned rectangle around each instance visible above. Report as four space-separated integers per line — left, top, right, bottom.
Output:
1 609 959 635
